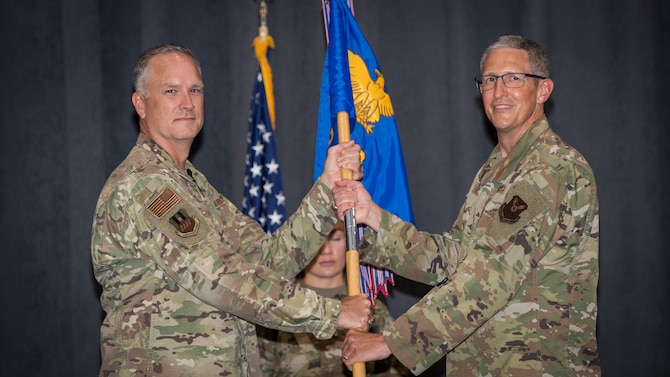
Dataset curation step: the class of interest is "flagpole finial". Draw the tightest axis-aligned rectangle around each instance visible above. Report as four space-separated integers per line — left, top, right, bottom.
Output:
258 0 269 40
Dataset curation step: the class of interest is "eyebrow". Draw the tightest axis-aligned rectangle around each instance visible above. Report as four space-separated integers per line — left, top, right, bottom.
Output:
160 82 204 89
481 70 518 76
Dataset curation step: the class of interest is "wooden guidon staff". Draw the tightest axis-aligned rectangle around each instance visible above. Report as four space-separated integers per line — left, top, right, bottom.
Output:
336 111 366 377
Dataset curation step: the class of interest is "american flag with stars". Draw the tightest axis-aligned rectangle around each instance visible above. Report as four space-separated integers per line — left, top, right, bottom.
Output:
242 68 286 233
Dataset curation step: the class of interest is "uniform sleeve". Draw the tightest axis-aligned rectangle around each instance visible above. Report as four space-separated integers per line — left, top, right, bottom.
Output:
379 168 568 374
359 210 463 285
132 174 341 339
367 300 412 377
214 179 338 277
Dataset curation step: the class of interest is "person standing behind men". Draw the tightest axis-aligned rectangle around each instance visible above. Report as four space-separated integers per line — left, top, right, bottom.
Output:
257 221 410 376
91 44 372 377
335 35 600 376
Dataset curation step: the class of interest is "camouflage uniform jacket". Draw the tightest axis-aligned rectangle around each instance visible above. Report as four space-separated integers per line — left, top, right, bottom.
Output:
91 134 342 377
359 117 600 376
258 284 409 377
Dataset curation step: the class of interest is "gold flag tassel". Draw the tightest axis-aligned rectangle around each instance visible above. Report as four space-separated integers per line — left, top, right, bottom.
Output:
253 0 276 130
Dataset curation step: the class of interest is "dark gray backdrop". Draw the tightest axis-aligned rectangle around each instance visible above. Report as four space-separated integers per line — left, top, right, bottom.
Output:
1 0 668 376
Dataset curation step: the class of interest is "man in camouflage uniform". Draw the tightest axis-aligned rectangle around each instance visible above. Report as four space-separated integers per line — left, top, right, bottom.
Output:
91 44 372 377
335 35 600 376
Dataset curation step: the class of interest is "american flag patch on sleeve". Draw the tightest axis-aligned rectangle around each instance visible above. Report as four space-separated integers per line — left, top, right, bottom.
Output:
147 187 181 218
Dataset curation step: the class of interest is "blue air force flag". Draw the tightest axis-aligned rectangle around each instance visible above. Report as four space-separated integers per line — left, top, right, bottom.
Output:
314 0 415 300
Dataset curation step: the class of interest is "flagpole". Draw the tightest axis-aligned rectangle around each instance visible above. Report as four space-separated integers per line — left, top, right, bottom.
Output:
337 111 366 377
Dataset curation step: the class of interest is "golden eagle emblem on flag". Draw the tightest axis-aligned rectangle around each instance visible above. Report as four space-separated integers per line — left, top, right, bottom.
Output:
348 50 394 134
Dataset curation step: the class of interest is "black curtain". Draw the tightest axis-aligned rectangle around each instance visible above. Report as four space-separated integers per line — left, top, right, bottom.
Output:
1 1 668 376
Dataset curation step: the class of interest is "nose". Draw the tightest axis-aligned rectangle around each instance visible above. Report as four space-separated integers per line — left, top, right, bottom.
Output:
321 242 334 255
180 92 195 110
492 78 507 97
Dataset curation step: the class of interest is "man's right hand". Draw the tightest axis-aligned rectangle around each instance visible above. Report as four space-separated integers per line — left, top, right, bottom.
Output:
333 180 382 232
319 141 363 189
337 294 372 331
342 330 392 370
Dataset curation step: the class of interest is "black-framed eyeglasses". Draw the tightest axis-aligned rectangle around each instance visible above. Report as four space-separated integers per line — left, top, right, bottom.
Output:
474 72 546 91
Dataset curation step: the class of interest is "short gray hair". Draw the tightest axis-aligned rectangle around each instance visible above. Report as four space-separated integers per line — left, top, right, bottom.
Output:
133 44 202 95
480 35 550 77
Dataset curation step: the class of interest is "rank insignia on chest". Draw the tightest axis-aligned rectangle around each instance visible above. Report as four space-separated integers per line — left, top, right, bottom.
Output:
169 209 199 237
499 195 528 224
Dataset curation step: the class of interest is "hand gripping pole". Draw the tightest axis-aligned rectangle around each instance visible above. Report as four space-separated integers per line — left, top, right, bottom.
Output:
337 111 366 377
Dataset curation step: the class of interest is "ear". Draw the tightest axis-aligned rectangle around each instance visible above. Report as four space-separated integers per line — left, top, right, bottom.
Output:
132 92 146 119
536 78 554 104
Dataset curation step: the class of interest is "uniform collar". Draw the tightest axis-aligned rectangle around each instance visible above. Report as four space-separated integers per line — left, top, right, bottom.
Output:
479 116 551 183
136 133 195 172
508 115 550 160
